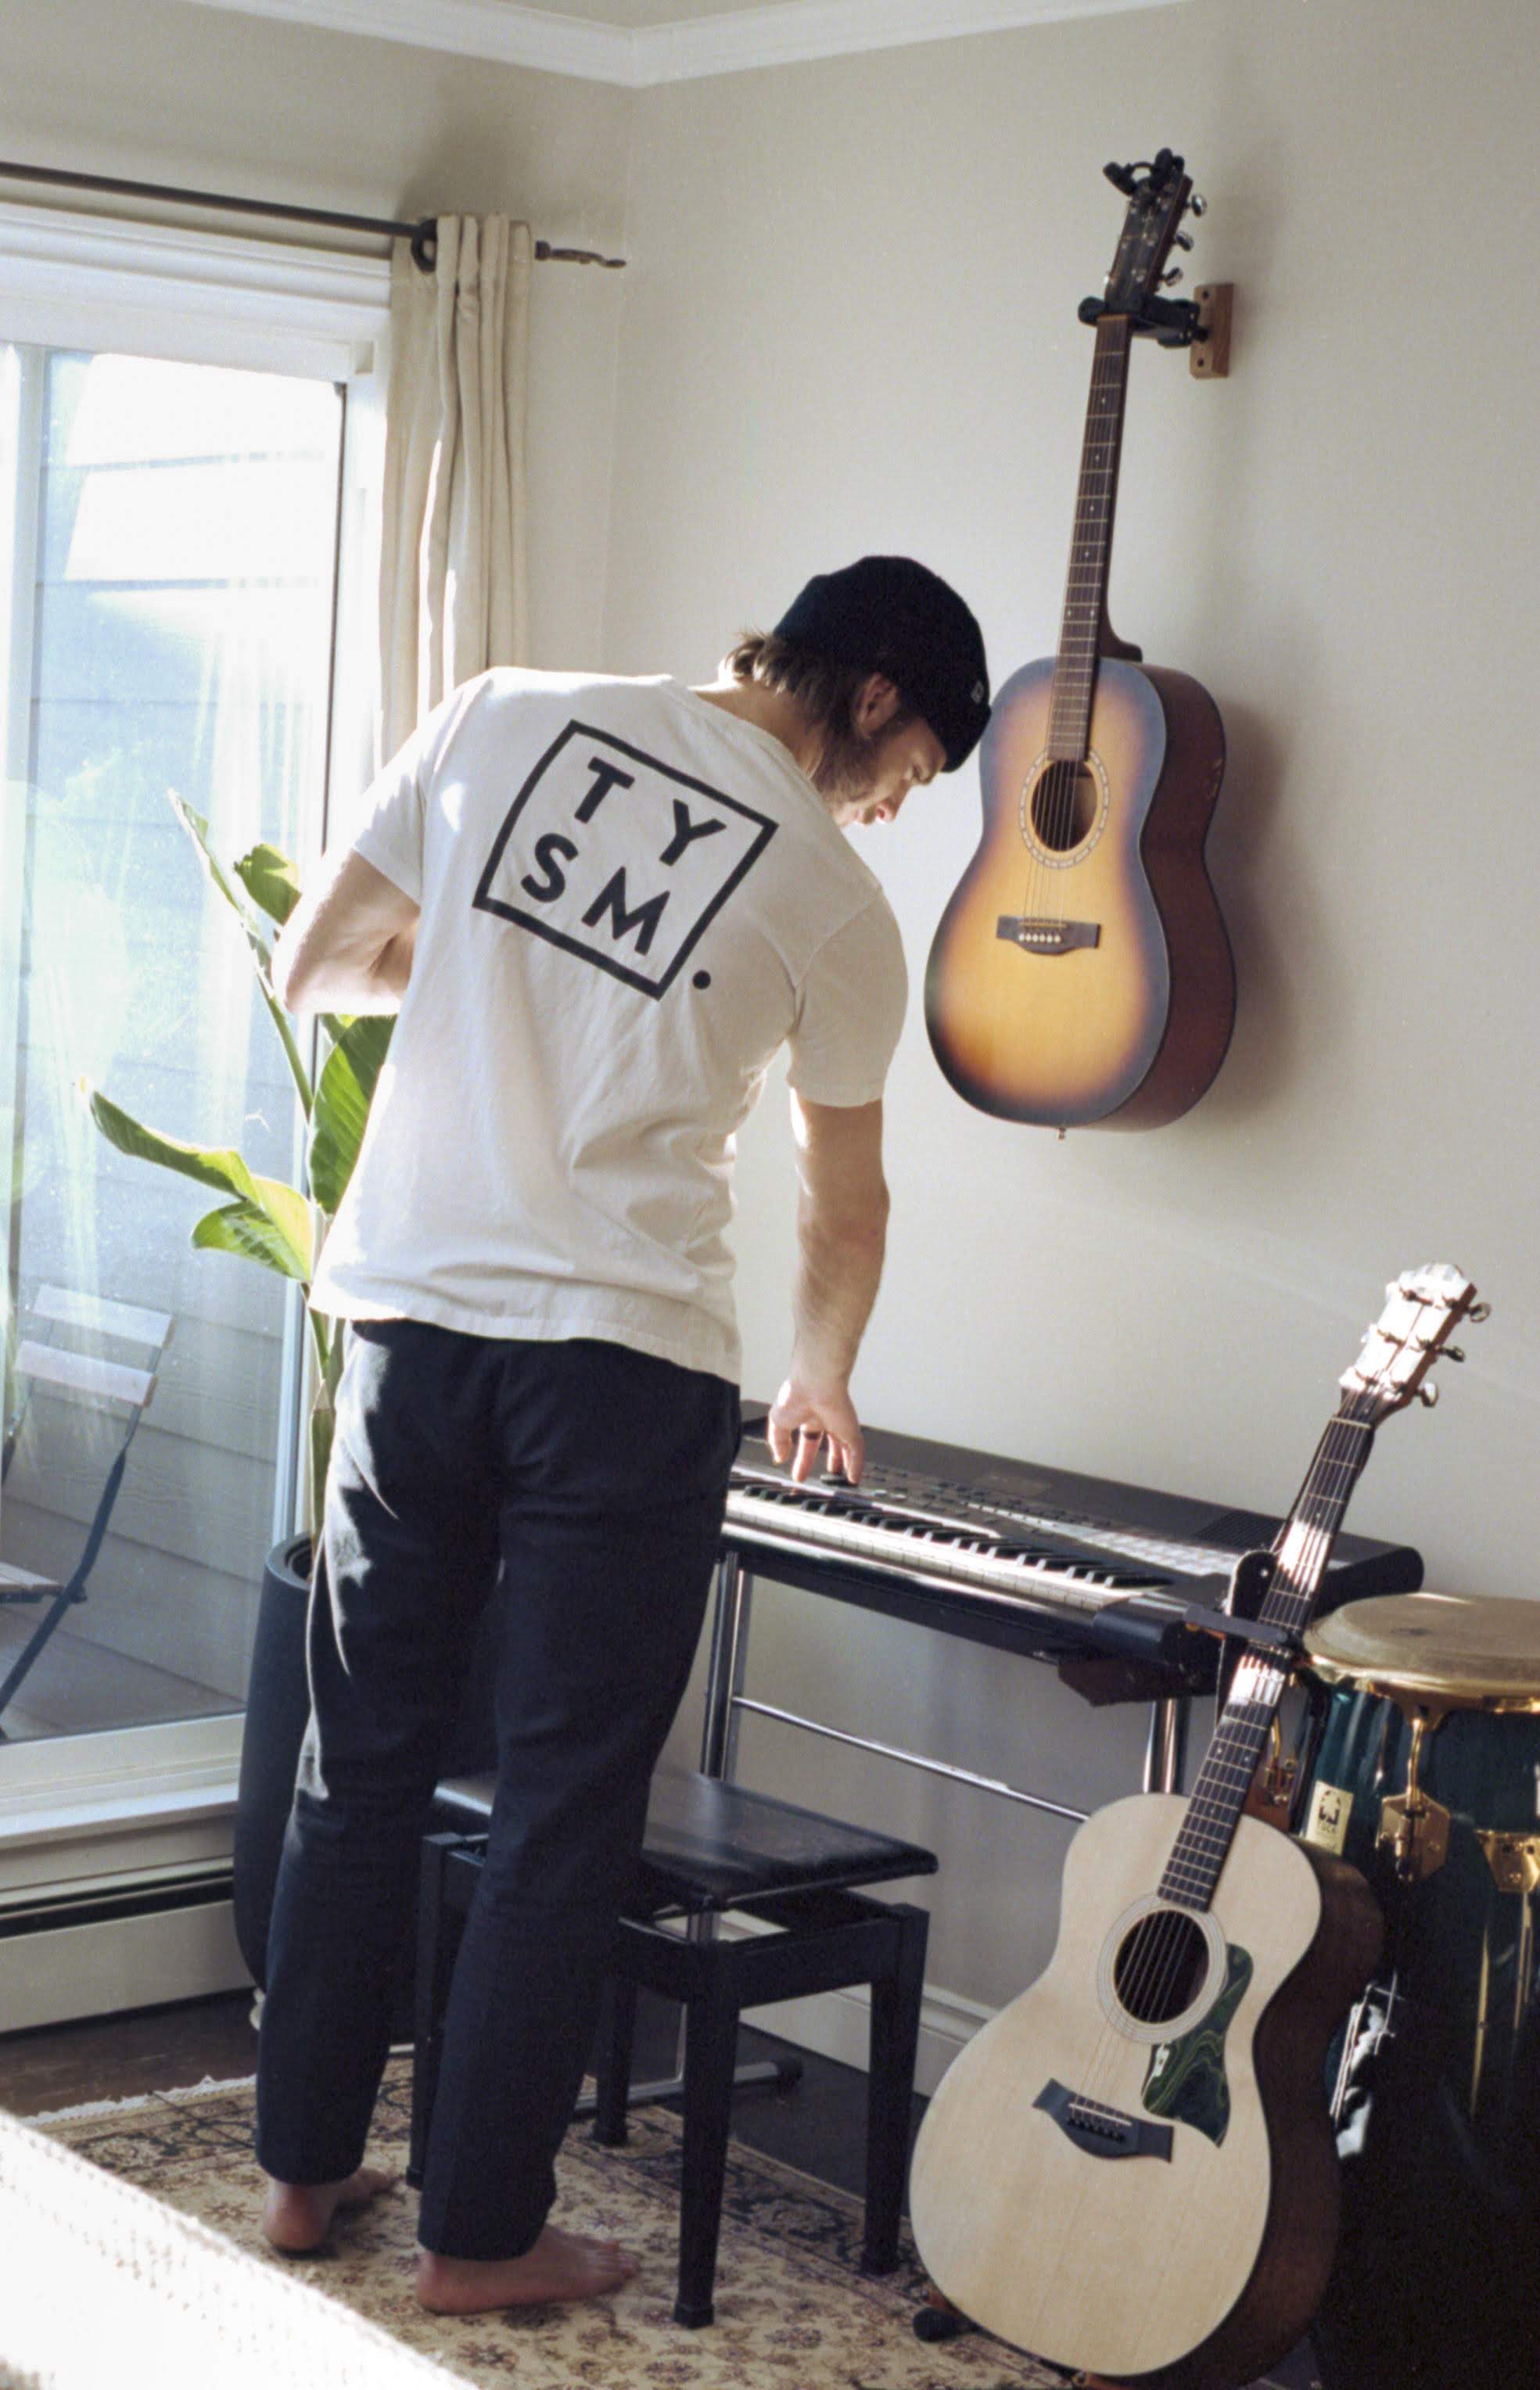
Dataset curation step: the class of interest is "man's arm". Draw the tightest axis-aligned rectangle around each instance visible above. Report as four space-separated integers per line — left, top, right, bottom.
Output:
272 849 421 1017
766 1093 889 1486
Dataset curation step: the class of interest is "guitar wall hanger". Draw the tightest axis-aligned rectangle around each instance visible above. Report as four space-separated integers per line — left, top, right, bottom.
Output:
1075 154 1233 375
1078 283 1232 376
1078 288 1201 346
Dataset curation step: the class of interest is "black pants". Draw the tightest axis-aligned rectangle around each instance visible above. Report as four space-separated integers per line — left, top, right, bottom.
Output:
254 1322 738 2259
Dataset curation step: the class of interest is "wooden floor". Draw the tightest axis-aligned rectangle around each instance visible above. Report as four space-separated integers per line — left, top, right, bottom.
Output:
0 1988 261 2116
0 1989 1322 2388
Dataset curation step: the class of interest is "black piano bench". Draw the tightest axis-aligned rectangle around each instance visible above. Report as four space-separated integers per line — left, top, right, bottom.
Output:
410 1765 937 2329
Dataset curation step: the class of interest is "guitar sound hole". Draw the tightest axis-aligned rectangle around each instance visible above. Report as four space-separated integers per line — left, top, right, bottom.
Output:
1030 762 1098 852
1113 1910 1211 2026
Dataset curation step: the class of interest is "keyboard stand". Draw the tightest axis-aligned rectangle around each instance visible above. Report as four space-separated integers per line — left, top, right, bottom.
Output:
617 1546 1183 2123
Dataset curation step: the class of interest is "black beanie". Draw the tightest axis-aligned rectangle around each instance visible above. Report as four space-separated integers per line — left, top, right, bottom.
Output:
773 554 991 772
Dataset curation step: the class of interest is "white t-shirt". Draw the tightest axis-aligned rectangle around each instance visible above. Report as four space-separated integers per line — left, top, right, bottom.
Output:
310 669 907 1383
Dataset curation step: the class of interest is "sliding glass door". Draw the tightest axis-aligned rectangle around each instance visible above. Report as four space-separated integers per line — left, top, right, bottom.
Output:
0 344 343 1747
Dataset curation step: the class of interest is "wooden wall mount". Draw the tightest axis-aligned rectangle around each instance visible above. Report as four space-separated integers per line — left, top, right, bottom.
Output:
1190 282 1233 379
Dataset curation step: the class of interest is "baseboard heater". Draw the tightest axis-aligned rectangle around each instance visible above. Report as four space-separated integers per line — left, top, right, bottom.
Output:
0 1865 252 2035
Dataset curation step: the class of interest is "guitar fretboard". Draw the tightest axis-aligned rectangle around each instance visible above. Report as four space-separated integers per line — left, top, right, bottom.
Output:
1049 314 1132 761
1160 1404 1379 1909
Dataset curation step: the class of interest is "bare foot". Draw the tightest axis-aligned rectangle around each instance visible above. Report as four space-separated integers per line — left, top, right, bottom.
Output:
416 2223 639 2313
262 2165 395 2253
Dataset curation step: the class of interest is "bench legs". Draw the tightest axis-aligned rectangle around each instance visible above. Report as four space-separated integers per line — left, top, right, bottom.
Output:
861 1901 928 2274
675 1976 741 2327
592 1973 638 2148
412 1843 932 2329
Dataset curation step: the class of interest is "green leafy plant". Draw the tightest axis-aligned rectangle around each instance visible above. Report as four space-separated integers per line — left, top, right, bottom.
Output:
81 795 390 1534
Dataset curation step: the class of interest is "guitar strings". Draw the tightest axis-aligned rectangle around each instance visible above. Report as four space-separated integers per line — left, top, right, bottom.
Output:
1066 1409 1367 2118
1100 1408 1368 2048
1025 323 1128 933
1109 1417 1358 2029
1054 1363 1395 2166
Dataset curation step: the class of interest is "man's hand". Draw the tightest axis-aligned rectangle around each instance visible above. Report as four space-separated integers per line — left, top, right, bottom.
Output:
767 1378 865 1485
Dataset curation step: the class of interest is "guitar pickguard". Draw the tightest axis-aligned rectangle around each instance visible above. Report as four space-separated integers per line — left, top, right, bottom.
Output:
1141 1943 1253 2147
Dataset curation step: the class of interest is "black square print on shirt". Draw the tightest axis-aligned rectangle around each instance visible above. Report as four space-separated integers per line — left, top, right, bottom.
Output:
472 720 779 998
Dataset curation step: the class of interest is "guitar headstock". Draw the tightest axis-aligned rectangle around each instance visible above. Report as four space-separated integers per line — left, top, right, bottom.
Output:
1341 1263 1488 1423
1099 149 1200 316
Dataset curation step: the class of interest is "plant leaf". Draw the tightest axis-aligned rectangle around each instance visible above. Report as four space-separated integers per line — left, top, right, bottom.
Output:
191 1195 313 1290
2 1105 40 1210
310 1394 336 1524
234 842 301 928
169 791 265 952
83 1081 262 1203
308 1017 393 1215
251 1174 315 1276
168 791 312 1118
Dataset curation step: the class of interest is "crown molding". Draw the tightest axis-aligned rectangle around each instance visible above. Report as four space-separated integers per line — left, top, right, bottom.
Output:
633 0 1186 84
174 0 1188 87
176 0 634 78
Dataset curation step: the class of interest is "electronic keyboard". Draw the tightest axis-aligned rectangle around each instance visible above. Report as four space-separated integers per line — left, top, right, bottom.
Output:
724 1417 1423 1696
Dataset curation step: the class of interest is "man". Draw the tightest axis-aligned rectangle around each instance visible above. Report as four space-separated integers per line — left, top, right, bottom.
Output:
256 554 990 2313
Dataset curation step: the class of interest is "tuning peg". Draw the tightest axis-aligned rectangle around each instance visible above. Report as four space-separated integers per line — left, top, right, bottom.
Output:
1189 193 1208 217
1173 231 1195 251
1470 1301 1492 1323
1419 1382 1441 1409
1444 1348 1466 1365
1161 267 1184 287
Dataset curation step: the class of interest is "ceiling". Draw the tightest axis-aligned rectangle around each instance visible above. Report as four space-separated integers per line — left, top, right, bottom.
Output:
497 1 796 23
176 0 1177 88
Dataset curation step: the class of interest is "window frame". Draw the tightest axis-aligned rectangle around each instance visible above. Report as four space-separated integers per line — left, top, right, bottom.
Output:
0 202 390 1896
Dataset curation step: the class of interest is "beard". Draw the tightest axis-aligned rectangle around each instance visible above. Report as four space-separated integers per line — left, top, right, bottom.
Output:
806 712 914 804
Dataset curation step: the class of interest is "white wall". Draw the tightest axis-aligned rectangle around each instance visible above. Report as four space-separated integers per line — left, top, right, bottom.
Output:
0 0 631 668
9 0 1538 2041
605 0 1540 2024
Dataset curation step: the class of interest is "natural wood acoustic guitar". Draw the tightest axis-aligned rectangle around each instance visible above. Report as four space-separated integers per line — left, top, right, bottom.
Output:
908 1264 1486 2389
924 151 1233 1130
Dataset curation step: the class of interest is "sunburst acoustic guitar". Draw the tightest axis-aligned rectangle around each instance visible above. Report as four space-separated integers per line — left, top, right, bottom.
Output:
909 1263 1486 2390
925 150 1233 1131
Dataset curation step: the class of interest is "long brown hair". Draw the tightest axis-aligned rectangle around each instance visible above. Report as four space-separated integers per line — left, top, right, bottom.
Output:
723 630 914 794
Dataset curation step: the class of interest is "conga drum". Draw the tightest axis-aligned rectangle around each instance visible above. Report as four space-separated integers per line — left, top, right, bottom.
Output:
1295 1592 1540 2390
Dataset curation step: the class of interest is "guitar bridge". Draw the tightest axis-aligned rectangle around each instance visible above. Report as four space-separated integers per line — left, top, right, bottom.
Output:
996 916 1100 955
1034 2078 1173 2162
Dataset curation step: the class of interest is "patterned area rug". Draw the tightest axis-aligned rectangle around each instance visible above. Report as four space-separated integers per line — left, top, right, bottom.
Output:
34 2059 1063 2388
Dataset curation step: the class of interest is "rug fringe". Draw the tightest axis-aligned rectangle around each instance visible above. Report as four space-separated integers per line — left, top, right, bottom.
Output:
25 2092 147 2124
29 2072 257 2124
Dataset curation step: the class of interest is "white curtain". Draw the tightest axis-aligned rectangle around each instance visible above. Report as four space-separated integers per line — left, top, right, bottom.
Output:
379 216 532 755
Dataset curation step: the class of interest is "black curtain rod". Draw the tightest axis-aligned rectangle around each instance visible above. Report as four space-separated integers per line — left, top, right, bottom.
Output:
0 160 626 272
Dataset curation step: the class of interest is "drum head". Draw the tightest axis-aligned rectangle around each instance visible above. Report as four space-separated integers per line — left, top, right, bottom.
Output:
1305 1591 1540 1709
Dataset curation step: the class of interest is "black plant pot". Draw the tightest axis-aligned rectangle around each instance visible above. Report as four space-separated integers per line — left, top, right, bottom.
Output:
232 1534 314 1989
232 1534 499 1998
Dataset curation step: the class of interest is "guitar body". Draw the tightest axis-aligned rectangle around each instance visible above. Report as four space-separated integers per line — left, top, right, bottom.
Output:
924 658 1234 1129
910 1794 1381 2389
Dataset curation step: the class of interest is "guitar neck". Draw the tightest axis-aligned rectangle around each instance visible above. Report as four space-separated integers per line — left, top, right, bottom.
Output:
1160 1394 1380 1911
1048 314 1133 762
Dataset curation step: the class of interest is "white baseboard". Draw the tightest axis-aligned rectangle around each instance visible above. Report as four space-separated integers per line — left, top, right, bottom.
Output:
0 1889 983 2095
0 1898 252 2034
